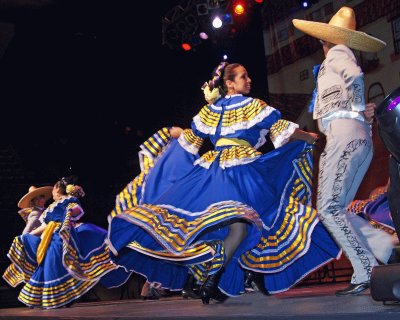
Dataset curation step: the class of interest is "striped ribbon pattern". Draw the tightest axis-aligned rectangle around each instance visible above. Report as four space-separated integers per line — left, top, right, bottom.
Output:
240 145 318 272
3 236 36 287
110 128 172 219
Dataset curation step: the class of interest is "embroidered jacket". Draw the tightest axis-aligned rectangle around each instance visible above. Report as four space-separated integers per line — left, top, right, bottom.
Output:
313 44 366 131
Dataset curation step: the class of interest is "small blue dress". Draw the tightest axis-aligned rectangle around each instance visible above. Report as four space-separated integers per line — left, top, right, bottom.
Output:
3 196 129 309
107 95 340 296
348 186 396 235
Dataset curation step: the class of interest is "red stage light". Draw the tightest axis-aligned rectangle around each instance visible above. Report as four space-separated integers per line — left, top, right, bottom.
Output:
254 0 264 3
182 43 192 51
234 3 245 15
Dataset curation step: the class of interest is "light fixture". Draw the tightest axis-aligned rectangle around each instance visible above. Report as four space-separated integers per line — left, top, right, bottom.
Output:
199 32 209 40
182 43 192 51
223 13 233 24
234 3 245 15
212 16 223 28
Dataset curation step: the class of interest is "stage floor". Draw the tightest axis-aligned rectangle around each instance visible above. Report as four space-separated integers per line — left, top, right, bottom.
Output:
1 283 400 320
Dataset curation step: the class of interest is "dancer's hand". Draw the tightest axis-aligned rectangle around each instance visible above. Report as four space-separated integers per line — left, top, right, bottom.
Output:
307 132 319 145
170 127 183 138
291 129 319 145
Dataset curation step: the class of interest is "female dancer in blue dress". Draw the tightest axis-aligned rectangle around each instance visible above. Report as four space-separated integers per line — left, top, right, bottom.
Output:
107 61 341 304
3 176 129 309
348 181 397 237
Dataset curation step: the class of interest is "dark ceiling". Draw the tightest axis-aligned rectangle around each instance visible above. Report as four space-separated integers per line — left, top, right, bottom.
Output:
0 0 282 195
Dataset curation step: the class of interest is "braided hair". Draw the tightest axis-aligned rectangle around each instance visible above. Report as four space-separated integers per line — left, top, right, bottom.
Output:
201 61 228 104
201 61 243 104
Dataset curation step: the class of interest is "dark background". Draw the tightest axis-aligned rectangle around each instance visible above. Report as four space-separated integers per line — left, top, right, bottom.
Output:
0 1 268 230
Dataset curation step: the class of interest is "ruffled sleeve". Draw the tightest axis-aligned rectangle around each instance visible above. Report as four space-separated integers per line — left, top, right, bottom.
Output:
177 128 205 155
192 104 221 136
245 101 297 149
65 200 84 222
138 127 172 171
269 119 299 149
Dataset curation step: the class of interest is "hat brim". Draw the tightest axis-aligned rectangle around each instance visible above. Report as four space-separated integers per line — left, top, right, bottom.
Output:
18 186 53 209
292 19 386 53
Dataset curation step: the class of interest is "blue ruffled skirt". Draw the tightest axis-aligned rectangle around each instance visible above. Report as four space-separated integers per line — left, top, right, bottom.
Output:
3 223 130 308
108 139 340 296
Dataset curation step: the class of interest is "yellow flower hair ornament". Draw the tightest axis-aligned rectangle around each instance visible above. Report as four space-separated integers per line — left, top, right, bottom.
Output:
66 184 75 195
202 83 221 104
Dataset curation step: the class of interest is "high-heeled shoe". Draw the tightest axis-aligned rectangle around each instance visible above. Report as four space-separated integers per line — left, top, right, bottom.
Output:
199 267 228 304
244 270 255 292
182 273 200 299
244 270 270 296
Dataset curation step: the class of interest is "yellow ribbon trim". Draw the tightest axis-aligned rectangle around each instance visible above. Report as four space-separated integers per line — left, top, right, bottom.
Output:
215 138 251 147
37 221 61 265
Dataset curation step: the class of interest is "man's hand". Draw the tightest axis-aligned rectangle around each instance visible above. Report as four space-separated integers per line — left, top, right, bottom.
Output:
363 102 376 123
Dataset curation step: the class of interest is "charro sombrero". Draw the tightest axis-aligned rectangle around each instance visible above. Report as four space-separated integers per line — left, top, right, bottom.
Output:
18 186 53 209
292 6 386 52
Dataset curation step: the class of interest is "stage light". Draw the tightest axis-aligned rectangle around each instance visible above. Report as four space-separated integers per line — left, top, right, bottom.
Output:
223 13 233 24
234 3 245 15
387 96 400 112
376 87 400 163
212 16 223 28
223 54 228 60
376 87 400 238
199 32 209 40
302 1 309 8
182 43 192 51
254 0 264 3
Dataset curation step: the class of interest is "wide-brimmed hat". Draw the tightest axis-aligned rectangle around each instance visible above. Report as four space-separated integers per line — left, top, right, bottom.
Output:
292 6 386 52
18 186 53 209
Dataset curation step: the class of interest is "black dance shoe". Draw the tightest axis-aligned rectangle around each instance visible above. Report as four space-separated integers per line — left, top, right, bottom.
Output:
182 273 200 299
199 267 228 304
244 270 270 295
335 282 370 296
244 270 255 292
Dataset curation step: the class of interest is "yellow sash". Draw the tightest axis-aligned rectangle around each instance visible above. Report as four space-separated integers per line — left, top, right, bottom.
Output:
215 138 251 147
37 221 61 265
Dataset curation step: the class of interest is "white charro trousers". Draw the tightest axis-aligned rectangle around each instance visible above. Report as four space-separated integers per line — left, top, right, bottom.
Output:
317 118 393 284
